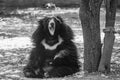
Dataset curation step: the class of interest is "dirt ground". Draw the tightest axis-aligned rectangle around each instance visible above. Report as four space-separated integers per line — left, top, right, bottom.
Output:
0 8 120 80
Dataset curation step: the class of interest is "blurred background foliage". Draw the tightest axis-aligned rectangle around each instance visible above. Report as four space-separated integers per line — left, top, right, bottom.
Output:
0 0 120 8
0 0 80 8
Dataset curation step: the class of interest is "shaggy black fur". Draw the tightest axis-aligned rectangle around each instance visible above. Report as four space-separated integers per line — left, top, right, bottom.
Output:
23 16 80 78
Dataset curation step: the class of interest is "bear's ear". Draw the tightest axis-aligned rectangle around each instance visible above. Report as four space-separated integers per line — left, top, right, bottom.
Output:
38 18 43 25
55 16 63 23
37 17 49 32
38 17 47 28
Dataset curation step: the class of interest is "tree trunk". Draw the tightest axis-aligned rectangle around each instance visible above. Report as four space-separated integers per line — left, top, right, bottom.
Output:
0 0 4 7
98 0 117 73
79 0 103 72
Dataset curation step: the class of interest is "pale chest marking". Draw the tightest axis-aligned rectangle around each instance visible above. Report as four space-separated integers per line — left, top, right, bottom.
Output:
41 36 63 50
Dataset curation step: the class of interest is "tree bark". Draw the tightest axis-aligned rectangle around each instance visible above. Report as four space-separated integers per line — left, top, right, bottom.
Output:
98 0 117 73
0 0 4 7
79 0 103 72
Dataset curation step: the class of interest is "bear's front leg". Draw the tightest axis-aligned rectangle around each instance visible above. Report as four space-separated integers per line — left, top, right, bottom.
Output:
23 48 45 78
23 65 44 78
54 50 69 59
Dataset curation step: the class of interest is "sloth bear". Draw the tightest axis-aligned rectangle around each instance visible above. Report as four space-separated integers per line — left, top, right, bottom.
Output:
23 16 80 78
